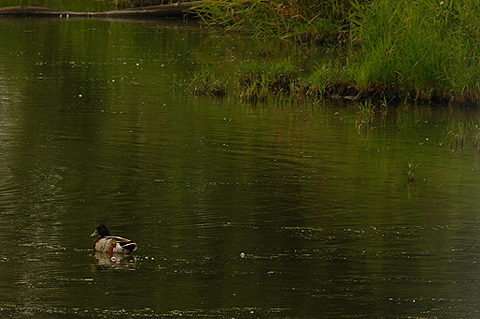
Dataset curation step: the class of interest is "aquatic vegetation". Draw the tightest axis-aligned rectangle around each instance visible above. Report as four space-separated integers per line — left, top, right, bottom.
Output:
189 65 229 97
407 164 415 184
447 120 480 151
236 59 297 101
448 121 467 150
185 60 299 101
355 100 375 131
407 162 419 185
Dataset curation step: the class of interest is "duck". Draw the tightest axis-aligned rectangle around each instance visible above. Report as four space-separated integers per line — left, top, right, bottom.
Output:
91 224 137 255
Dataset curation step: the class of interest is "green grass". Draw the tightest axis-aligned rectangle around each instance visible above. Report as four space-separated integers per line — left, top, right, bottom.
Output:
236 59 298 101
349 0 480 103
192 0 480 106
185 59 298 102
189 65 228 97
193 0 352 44
304 61 355 97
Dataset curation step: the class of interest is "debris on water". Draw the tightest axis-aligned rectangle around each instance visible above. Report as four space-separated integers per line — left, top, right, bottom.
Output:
239 252 245 258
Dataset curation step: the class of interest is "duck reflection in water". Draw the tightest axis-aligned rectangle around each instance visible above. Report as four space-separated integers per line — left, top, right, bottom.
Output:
93 251 136 269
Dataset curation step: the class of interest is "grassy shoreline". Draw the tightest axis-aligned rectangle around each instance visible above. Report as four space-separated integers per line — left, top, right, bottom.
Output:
191 0 480 107
192 0 352 44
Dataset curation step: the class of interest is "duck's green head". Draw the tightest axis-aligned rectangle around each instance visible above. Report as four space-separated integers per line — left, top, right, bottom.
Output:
91 224 110 237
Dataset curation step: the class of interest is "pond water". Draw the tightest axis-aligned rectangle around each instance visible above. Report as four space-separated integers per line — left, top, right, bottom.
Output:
2 17 480 319
0 0 109 12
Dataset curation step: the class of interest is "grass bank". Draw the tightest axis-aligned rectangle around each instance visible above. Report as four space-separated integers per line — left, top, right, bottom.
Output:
192 0 480 107
188 60 297 102
193 0 352 44
350 0 480 105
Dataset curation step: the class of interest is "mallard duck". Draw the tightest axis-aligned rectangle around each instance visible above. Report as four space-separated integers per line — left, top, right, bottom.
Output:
91 224 137 255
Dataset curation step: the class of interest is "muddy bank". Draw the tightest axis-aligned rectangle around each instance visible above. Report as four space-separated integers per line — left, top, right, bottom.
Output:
0 1 203 18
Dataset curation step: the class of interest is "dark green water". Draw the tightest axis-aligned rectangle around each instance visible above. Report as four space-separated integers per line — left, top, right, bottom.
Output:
0 0 108 11
2 17 480 319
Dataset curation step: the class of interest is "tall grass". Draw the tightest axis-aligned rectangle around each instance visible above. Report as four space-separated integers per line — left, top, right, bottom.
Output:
305 61 355 97
192 0 480 105
350 0 480 102
193 0 353 43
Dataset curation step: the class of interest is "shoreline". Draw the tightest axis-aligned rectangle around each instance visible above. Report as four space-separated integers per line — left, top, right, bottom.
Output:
187 62 480 108
191 0 480 108
0 2 204 18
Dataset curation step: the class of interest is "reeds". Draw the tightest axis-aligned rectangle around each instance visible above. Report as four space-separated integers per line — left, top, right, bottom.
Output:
355 100 375 131
447 120 480 151
407 161 419 186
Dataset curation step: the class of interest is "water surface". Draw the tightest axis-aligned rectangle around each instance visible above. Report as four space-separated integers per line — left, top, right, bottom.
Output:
1 18 480 319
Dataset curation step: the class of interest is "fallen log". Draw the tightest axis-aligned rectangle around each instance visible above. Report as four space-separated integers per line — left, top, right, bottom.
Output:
0 1 204 18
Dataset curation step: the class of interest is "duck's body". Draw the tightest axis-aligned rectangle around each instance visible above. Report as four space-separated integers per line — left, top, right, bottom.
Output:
92 235 137 254
91 224 137 255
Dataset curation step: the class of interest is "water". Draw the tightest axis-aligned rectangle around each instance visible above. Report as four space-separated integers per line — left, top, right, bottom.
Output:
0 0 109 12
1 17 480 319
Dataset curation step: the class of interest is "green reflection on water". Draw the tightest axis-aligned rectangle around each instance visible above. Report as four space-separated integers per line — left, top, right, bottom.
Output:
1 17 480 319
1 0 108 11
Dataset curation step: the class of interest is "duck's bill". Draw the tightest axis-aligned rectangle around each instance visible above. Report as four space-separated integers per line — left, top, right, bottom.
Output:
90 229 99 237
